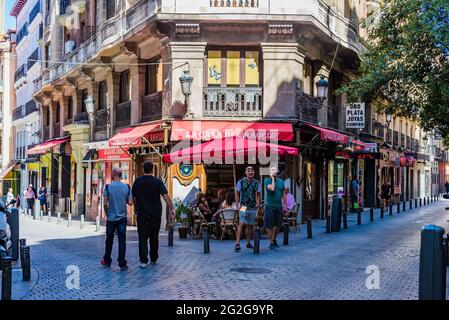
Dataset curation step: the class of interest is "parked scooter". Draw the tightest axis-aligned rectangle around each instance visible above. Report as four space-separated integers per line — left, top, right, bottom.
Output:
0 199 17 265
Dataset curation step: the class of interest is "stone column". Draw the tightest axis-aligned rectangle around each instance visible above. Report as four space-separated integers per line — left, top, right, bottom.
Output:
86 81 99 139
106 71 120 137
130 59 146 125
314 65 330 127
49 101 55 139
169 42 206 118
261 43 305 119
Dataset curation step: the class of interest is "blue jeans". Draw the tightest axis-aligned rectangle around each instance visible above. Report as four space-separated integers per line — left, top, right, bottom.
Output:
103 218 127 267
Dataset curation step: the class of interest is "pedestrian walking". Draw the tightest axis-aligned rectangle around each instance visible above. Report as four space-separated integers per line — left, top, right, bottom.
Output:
25 186 36 213
132 161 175 268
264 165 286 249
6 188 14 205
350 176 360 212
101 167 133 271
381 182 392 210
445 181 449 195
234 166 261 252
38 186 48 215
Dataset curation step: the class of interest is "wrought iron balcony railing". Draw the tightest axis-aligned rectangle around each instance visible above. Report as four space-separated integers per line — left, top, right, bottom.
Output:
115 101 131 128
95 108 109 131
141 92 162 122
327 104 339 130
393 131 399 147
203 87 262 118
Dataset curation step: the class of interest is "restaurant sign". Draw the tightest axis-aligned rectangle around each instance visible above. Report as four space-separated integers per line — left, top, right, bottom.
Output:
345 103 365 129
98 148 130 160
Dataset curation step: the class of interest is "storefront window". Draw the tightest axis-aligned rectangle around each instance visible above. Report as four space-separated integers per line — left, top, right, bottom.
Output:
328 160 344 198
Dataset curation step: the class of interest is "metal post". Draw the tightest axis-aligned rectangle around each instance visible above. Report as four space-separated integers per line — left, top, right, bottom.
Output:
33 209 37 220
380 207 384 219
424 197 427 205
22 245 30 281
357 210 361 225
419 225 446 300
80 215 84 229
253 226 260 254
370 208 374 222
420 198 422 207
68 213 72 227
283 222 289 245
95 216 100 232
40 210 43 221
57 212 61 225
415 199 418 208
1 256 12 300
19 238 26 269
168 225 174 247
343 212 348 229
203 226 210 254
48 210 51 223
410 200 412 210
306 218 312 238
397 202 400 214
389 204 393 216
326 215 331 233
403 201 406 212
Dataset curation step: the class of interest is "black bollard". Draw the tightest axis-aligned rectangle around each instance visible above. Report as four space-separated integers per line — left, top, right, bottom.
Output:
403 201 406 212
389 204 393 216
380 207 384 219
397 203 400 214
326 215 331 233
307 218 312 239
415 199 418 208
343 212 348 229
203 227 210 254
419 225 446 300
420 198 422 207
410 200 412 210
283 222 289 245
19 238 26 269
22 246 30 281
168 225 174 247
357 210 361 225
253 227 260 254
370 208 374 222
1 256 12 300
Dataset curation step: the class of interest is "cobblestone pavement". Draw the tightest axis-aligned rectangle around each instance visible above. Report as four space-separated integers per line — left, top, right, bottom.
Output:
4 199 449 300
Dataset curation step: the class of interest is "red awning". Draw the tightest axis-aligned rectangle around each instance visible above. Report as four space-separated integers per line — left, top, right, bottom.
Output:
170 120 294 142
163 136 298 164
27 137 70 155
109 123 162 147
304 124 349 144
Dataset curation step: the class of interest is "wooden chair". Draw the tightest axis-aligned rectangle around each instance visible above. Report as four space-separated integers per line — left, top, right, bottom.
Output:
284 202 300 232
216 209 239 240
255 204 265 229
194 206 216 238
190 206 202 236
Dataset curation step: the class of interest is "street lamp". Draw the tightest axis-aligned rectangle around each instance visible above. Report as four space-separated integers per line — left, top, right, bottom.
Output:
385 112 393 127
316 75 329 103
179 69 194 117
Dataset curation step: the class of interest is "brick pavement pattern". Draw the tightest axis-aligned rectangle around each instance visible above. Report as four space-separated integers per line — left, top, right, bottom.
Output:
4 200 449 300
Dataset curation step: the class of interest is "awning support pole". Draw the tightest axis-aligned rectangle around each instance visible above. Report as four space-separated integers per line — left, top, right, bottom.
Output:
141 137 162 158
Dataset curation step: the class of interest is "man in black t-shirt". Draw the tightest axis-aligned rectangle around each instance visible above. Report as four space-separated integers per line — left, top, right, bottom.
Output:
132 161 175 267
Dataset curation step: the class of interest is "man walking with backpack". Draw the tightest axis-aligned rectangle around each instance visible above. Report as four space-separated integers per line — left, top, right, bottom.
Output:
101 167 133 271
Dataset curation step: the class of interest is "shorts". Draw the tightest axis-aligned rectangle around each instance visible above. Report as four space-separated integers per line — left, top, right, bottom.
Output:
239 208 256 225
264 206 283 229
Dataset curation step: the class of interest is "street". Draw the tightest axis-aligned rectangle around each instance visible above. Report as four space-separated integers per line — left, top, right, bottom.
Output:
2 199 448 300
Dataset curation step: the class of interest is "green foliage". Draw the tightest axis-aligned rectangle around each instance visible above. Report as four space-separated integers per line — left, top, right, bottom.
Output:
175 201 191 227
337 0 449 144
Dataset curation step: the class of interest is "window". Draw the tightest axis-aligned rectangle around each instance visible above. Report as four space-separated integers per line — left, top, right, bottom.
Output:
106 0 115 20
98 81 106 109
56 102 60 122
207 48 260 87
119 71 130 103
67 96 73 119
145 59 162 95
81 89 88 112
45 44 50 68
46 107 50 126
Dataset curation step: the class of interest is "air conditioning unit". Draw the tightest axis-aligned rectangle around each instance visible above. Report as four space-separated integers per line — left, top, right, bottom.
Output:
65 40 75 54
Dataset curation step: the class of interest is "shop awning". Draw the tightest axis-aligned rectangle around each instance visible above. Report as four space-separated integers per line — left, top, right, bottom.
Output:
27 137 70 155
170 120 294 142
82 149 97 162
303 124 349 144
0 161 18 180
109 123 162 147
162 136 298 164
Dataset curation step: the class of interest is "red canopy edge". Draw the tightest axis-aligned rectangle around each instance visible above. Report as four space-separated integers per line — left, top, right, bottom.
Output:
27 137 70 155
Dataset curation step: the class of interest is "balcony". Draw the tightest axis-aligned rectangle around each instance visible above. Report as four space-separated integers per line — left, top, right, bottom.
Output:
203 87 262 118
407 136 411 150
12 106 24 121
297 92 320 124
210 0 259 7
43 126 50 141
65 118 73 126
54 124 61 138
14 65 27 83
74 112 89 123
29 0 41 25
95 108 108 131
12 101 38 121
400 133 405 147
141 92 162 122
115 101 131 128
393 131 399 147
28 48 40 70
327 104 339 130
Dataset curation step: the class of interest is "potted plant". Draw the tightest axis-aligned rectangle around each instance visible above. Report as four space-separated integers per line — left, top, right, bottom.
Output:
175 201 190 239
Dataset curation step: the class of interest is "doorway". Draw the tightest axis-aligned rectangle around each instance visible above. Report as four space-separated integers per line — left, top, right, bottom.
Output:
303 161 320 221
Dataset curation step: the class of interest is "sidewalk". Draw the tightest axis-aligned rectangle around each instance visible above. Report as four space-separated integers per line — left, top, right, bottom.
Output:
0 263 38 300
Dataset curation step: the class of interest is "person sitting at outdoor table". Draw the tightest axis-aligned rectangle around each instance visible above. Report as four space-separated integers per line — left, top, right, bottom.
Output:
197 193 214 222
221 191 237 210
282 187 295 216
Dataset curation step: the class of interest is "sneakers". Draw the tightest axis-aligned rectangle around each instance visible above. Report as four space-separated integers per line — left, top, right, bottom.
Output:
150 261 157 265
273 240 280 248
100 259 111 267
246 242 254 249
235 243 241 252
139 263 148 269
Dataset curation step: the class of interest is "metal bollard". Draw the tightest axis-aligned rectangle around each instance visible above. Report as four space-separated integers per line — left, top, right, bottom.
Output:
22 246 30 281
397 203 400 214
403 201 406 212
283 222 289 245
306 218 313 239
168 225 174 247
419 225 446 300
80 215 84 229
370 208 374 222
326 215 331 233
357 210 361 225
1 256 12 300
410 200 412 210
68 213 72 227
389 204 393 216
424 197 427 205
415 199 418 208
203 226 210 254
380 207 384 219
40 210 43 221
343 212 348 229
19 238 26 268
57 212 61 225
33 209 37 220
253 227 260 254
420 198 422 207
48 211 51 223
95 216 100 232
